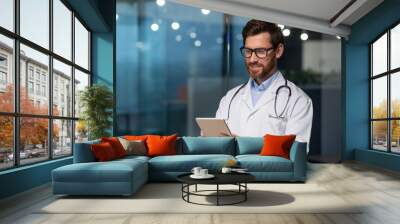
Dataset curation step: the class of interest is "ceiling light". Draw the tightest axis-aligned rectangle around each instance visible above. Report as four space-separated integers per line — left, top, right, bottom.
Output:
156 0 165 7
278 24 284 29
282 29 291 37
150 23 159 31
336 35 341 40
189 32 197 39
300 32 309 41
171 22 180 30
201 9 210 15
194 40 201 47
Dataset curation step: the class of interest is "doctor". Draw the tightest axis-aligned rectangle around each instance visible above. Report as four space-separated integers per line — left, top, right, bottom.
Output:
216 20 313 143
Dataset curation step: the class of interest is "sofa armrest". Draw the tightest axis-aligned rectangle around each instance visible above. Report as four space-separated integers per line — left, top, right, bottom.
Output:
289 141 307 181
73 140 100 163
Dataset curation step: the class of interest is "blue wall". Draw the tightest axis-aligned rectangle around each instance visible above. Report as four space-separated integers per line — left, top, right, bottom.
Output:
0 158 72 199
344 0 400 169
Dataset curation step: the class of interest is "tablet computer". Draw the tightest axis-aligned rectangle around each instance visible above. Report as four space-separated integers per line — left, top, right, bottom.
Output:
195 118 232 137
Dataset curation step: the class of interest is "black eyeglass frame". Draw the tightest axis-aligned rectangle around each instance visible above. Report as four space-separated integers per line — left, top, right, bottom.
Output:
239 46 275 58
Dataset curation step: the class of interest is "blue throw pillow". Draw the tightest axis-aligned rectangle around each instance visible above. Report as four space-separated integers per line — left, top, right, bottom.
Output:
236 137 263 155
181 137 235 155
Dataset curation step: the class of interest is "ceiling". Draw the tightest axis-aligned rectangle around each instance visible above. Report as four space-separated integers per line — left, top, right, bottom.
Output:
169 0 384 38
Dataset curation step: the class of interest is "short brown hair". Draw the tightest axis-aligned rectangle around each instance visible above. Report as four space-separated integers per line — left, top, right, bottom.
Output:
242 20 284 48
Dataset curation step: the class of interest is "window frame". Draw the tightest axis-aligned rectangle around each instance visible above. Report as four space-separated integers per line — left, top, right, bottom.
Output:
370 19 400 154
0 0 92 171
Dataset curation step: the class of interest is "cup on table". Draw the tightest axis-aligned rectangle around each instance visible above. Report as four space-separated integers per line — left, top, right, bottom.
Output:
199 168 208 176
221 167 232 174
191 167 202 176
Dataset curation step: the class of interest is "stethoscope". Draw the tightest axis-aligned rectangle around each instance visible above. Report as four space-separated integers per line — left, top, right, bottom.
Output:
227 77 292 120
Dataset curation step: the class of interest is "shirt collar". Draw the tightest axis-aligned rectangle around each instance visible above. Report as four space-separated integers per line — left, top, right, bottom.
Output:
251 70 279 92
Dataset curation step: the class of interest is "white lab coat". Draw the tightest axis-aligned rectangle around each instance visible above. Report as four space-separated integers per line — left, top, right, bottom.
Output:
216 71 313 143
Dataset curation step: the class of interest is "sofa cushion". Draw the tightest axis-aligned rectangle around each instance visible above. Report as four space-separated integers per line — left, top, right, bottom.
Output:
236 137 263 155
118 137 147 156
180 137 235 155
73 140 100 163
101 137 127 158
236 155 293 172
148 154 235 172
260 134 296 159
53 158 147 183
147 134 178 157
91 142 118 161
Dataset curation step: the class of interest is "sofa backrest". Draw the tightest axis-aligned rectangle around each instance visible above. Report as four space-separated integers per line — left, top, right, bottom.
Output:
73 139 100 163
235 137 264 155
178 137 235 155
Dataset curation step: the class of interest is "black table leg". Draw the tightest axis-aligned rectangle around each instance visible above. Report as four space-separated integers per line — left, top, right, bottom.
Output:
245 183 247 201
217 184 219 206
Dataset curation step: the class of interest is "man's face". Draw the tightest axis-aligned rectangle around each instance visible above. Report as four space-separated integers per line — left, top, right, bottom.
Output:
244 32 283 81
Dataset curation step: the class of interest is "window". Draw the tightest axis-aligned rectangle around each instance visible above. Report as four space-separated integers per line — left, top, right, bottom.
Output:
20 0 49 49
0 55 7 67
28 81 34 94
42 85 46 97
74 18 89 70
0 1 91 170
28 67 34 79
35 70 40 81
35 84 40 95
53 0 72 60
0 0 14 32
0 34 13 113
53 59 72 117
371 22 400 153
0 71 6 85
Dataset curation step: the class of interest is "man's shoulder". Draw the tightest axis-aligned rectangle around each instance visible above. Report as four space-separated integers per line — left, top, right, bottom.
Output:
286 80 311 101
225 82 248 96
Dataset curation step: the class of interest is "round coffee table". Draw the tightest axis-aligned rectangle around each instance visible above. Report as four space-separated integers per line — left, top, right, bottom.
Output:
177 172 255 206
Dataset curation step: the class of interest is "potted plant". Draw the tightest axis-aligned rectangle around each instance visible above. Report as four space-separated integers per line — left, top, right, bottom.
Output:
79 84 113 140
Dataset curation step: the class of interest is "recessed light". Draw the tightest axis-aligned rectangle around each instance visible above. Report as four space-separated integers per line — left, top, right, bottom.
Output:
201 9 210 15
150 23 159 31
171 22 180 30
156 0 165 7
300 32 308 41
282 29 291 37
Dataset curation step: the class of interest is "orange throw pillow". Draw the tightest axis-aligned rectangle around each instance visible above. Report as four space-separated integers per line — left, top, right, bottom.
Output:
91 142 117 161
101 137 127 158
146 134 178 157
259 134 296 159
124 135 148 141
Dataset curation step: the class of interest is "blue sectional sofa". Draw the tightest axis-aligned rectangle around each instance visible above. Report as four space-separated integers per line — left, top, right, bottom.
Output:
52 137 307 196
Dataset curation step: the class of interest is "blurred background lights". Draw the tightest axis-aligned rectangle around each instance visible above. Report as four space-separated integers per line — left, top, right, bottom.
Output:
171 22 180 30
156 0 165 7
150 23 159 31
201 9 210 15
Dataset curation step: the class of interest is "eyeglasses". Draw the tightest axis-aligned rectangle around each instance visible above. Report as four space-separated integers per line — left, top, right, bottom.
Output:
240 46 275 58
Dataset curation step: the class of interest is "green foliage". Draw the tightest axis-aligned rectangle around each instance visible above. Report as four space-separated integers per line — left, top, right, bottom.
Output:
79 84 113 140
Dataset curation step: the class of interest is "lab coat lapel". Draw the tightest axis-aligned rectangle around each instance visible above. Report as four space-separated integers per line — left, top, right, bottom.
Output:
240 79 253 111
249 72 285 117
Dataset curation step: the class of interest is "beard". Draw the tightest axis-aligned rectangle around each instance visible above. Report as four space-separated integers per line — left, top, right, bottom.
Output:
246 60 277 82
